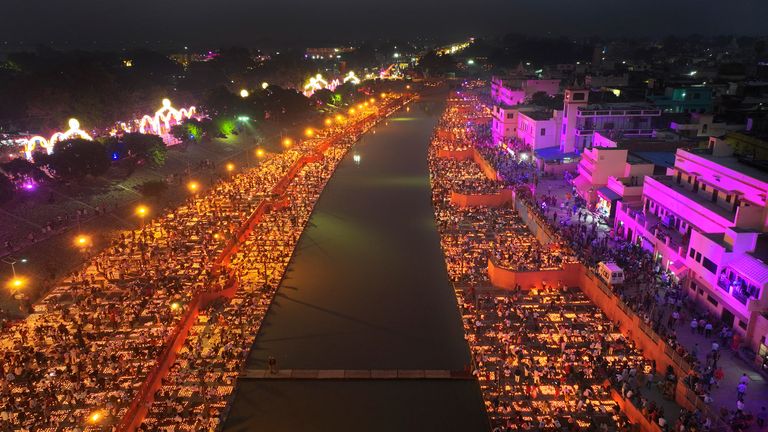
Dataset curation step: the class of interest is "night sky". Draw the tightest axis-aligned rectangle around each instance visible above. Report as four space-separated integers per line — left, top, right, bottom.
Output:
1 0 765 48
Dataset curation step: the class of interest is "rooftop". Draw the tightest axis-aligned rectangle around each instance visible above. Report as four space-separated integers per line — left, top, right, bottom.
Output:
685 149 768 184
520 110 554 121
651 175 736 222
633 151 677 168
578 103 660 112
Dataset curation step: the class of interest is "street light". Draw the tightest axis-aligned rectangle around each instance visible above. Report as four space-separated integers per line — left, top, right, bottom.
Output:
8 277 24 290
304 128 314 137
74 234 91 248
255 148 265 159
348 108 356 115
187 181 200 194
324 118 332 126
239 89 249 98
88 411 104 424
282 138 293 148
136 205 149 228
226 162 235 173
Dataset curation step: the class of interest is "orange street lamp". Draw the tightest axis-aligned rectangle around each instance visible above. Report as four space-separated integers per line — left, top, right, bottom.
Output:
335 114 344 122
187 181 200 193
324 118 332 126
226 162 235 173
7 277 25 291
304 128 314 137
75 234 90 248
282 137 293 148
369 98 376 104
135 205 149 228
88 411 104 424
255 148 265 159
348 108 356 115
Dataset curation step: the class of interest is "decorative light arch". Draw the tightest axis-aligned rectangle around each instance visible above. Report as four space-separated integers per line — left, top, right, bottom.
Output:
139 98 197 135
23 118 93 159
343 71 360 85
303 74 329 97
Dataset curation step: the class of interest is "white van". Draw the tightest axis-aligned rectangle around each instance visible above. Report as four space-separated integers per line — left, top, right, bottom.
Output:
597 262 625 285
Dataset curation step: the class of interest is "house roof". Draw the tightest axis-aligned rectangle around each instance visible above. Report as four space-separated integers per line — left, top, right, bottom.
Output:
729 254 768 286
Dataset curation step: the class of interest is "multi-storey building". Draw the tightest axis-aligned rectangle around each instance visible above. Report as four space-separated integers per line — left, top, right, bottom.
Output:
560 89 662 153
648 86 714 114
516 110 559 151
614 138 768 353
491 76 560 106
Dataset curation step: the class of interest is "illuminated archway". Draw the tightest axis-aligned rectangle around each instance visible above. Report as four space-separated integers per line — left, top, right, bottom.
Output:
139 98 197 135
343 71 360 85
23 118 93 159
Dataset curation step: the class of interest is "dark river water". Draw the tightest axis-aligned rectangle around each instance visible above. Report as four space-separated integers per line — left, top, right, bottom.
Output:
224 92 490 432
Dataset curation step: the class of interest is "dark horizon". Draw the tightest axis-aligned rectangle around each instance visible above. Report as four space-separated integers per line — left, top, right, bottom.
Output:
1 0 767 50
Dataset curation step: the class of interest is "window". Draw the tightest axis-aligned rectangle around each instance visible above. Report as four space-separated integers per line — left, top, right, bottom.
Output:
572 92 585 101
540 128 546 136
706 295 718 306
689 247 696 258
695 252 702 263
702 257 718 274
738 320 747 330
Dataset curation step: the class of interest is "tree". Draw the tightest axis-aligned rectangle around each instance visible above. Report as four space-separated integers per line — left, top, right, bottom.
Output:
49 138 110 179
1 158 44 181
122 133 167 167
0 174 14 203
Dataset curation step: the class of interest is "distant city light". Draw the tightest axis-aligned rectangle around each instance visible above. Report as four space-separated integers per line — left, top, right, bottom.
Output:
240 89 249 98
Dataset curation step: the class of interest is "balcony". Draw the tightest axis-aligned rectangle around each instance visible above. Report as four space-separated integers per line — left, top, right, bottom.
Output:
618 204 688 259
644 176 736 230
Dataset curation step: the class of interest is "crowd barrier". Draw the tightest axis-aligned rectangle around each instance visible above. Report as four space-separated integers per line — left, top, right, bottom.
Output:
449 188 513 208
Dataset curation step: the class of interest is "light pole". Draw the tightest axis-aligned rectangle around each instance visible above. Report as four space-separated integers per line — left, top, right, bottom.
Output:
2 257 17 279
136 205 149 229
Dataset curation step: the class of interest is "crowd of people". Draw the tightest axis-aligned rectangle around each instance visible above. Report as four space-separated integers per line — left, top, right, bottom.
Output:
428 93 720 431
0 94 410 431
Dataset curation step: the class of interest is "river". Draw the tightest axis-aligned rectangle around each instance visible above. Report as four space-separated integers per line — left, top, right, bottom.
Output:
224 91 490 432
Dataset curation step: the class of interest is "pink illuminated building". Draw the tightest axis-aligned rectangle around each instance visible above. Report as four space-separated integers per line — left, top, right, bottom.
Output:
614 137 768 357
560 89 661 154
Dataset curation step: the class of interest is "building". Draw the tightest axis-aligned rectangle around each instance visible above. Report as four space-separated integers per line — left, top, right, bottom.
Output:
723 132 768 161
669 113 745 138
516 109 559 151
573 133 656 211
614 138 768 352
648 86 714 114
491 76 561 105
491 105 519 143
585 74 630 88
560 89 662 154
